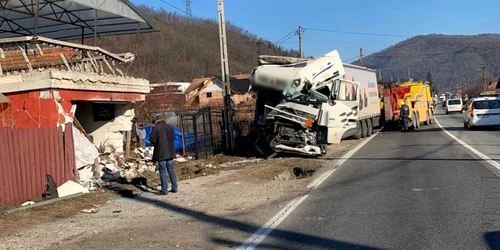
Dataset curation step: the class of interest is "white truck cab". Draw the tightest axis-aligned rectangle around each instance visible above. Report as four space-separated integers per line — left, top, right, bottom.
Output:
250 50 380 156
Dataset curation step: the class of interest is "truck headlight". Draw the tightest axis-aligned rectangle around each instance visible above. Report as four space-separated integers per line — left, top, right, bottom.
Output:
292 79 301 88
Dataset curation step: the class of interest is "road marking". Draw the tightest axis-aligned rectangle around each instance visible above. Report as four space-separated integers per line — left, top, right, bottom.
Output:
237 132 379 250
307 132 379 189
435 119 500 170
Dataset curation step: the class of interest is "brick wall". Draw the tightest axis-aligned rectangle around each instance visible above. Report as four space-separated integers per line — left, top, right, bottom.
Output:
199 90 224 106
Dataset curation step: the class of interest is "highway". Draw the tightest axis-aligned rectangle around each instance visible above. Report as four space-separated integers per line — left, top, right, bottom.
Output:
254 107 500 250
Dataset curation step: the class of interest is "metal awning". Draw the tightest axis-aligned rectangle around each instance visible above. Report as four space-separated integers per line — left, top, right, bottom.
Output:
0 0 155 40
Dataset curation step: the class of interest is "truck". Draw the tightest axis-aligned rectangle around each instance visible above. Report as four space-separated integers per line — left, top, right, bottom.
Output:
382 81 434 130
249 50 381 156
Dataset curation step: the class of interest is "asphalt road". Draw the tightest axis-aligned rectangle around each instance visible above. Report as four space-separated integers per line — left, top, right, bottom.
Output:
257 108 500 250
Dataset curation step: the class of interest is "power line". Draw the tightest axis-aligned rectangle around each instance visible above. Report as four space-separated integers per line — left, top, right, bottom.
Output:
304 27 411 38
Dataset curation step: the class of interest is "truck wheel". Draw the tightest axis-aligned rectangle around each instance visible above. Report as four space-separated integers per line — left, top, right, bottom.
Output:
423 112 430 125
353 121 362 139
366 119 373 137
361 120 367 138
411 114 417 130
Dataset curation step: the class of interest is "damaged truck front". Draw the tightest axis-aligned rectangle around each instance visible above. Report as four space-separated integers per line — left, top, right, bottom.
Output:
250 50 380 156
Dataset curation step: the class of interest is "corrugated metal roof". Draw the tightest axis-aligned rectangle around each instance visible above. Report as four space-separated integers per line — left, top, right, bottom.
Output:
0 0 155 40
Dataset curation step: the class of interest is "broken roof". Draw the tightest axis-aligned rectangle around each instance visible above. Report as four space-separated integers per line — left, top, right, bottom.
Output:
0 46 80 71
0 0 155 40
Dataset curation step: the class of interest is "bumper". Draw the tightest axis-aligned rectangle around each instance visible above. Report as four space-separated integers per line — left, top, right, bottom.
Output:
274 144 322 156
470 119 500 127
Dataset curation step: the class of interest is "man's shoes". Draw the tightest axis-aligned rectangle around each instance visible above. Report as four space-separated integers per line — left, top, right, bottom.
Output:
155 191 168 196
169 189 178 193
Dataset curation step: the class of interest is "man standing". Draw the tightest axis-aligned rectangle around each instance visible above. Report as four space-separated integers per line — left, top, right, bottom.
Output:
136 124 146 148
400 101 410 132
150 115 178 195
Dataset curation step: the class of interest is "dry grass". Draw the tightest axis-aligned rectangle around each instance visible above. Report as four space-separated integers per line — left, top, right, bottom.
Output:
211 158 324 186
0 191 116 238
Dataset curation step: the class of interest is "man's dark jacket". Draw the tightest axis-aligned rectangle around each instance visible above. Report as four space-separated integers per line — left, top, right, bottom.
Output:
150 121 176 161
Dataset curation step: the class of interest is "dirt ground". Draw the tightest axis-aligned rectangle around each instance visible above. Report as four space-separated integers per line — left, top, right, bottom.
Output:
0 139 360 250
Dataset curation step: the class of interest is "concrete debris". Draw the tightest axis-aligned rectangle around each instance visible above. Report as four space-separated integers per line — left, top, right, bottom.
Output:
104 161 118 173
174 157 188 163
57 180 90 198
81 208 98 214
135 147 154 160
21 201 35 207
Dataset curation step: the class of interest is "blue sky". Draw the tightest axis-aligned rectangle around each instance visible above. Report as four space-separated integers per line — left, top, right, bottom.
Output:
132 0 500 62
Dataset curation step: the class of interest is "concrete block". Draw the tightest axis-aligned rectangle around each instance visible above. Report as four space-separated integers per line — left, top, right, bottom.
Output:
57 180 90 198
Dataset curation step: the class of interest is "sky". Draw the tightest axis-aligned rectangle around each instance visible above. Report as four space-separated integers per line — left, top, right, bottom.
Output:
131 0 500 62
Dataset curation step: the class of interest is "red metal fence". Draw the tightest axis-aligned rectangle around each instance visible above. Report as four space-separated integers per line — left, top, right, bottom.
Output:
0 124 76 206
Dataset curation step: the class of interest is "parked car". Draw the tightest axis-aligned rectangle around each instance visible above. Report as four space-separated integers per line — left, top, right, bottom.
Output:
446 99 463 114
463 96 500 130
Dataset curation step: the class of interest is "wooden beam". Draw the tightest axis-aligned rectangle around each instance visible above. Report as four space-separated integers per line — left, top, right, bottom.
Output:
103 57 116 75
18 46 33 71
59 53 71 71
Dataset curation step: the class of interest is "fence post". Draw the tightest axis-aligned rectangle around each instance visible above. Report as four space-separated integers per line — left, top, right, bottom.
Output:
208 108 215 155
202 108 208 158
180 114 186 155
192 114 198 160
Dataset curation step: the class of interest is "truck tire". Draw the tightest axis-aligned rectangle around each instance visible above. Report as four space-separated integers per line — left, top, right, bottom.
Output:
353 121 362 139
366 119 373 137
411 114 417 130
361 120 367 138
423 111 430 125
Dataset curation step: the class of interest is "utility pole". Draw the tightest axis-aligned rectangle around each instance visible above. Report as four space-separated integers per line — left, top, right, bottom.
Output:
481 65 487 90
217 0 235 152
359 47 363 66
298 26 303 58
378 69 382 82
185 0 192 15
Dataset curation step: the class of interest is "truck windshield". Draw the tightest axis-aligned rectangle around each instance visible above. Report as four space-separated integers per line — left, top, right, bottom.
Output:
448 99 461 105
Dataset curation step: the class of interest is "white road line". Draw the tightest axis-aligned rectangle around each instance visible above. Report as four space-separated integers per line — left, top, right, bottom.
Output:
237 132 379 250
308 132 379 189
435 119 500 170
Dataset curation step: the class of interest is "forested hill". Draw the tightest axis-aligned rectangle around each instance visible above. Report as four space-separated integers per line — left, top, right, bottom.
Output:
358 34 500 91
95 6 298 83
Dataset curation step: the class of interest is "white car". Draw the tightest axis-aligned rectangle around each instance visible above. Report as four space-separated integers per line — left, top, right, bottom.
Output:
463 96 500 130
446 99 463 114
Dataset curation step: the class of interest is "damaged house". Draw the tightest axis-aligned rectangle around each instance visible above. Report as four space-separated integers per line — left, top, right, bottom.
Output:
0 0 154 206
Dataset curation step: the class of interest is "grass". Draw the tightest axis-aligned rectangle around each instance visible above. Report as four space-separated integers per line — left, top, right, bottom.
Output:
0 191 117 238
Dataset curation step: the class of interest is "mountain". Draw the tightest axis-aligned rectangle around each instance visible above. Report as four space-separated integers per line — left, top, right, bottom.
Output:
94 6 298 83
358 34 500 92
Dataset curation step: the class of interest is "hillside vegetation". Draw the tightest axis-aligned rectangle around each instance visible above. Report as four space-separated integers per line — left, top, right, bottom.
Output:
359 34 500 91
94 6 298 83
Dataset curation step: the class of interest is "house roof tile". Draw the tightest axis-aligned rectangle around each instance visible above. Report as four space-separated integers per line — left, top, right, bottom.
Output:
0 47 80 71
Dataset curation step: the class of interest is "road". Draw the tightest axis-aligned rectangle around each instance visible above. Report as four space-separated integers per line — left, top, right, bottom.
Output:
255 108 500 250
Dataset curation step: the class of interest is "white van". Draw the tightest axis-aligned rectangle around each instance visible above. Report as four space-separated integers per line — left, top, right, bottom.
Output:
446 99 463 114
463 96 500 129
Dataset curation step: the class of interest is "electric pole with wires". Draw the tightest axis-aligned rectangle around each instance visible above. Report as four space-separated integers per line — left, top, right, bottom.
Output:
185 0 192 15
298 26 303 58
359 47 363 66
217 0 235 153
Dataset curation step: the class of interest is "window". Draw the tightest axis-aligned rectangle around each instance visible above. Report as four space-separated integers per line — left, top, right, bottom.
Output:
473 100 500 109
448 99 461 105
206 92 212 98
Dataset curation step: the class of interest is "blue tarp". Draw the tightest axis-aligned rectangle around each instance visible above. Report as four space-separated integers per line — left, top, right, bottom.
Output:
137 126 195 150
